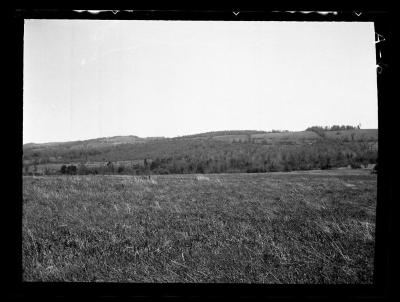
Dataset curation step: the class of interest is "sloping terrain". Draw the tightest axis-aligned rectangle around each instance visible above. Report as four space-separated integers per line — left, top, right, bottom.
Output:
22 129 378 175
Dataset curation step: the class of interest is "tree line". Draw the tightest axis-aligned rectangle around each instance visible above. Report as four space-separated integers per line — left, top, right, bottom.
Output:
23 139 377 176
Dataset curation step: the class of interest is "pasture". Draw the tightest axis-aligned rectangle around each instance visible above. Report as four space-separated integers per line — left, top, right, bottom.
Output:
22 169 376 283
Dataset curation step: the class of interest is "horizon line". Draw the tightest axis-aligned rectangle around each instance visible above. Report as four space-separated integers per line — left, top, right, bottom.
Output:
23 126 378 146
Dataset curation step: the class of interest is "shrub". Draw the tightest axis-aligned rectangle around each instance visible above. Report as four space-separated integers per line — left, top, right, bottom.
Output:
60 165 67 174
196 165 205 174
350 162 362 169
66 165 77 174
321 164 332 170
283 164 292 172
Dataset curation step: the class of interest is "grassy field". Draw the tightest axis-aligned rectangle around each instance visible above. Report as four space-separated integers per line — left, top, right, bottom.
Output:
22 169 376 283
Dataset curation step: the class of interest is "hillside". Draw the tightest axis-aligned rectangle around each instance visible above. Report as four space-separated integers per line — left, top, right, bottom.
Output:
22 129 378 175
23 129 377 153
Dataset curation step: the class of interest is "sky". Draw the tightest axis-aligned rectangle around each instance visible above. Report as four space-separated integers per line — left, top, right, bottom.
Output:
23 20 378 144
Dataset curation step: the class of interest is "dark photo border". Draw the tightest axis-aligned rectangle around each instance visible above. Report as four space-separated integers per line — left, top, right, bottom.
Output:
7 8 394 300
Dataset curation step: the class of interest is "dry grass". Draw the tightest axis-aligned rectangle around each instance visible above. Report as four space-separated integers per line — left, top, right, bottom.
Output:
22 169 376 283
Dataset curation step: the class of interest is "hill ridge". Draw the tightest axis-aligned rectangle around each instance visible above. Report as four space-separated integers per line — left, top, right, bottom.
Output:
23 128 378 148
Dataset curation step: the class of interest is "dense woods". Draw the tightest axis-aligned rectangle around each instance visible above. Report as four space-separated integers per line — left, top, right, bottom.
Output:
23 127 378 176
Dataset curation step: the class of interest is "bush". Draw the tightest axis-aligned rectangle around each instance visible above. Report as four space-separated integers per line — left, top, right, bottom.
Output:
196 165 205 174
321 164 332 170
246 167 260 173
350 162 362 169
66 165 77 174
60 165 67 174
283 164 292 172
157 168 170 175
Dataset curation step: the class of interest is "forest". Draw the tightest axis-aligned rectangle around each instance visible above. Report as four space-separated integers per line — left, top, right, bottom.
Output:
23 127 378 176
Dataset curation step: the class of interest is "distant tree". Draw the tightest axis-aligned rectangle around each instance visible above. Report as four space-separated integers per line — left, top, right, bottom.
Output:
60 165 67 174
321 157 332 170
143 158 151 175
66 165 77 174
196 164 205 174
283 162 291 172
350 161 361 169
117 166 124 174
306 126 326 138
307 125 357 132
150 158 160 171
106 161 114 173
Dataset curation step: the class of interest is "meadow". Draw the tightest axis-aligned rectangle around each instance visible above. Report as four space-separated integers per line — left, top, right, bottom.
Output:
22 169 376 283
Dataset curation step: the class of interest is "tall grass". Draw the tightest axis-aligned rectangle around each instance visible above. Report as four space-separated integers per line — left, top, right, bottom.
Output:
22 170 376 283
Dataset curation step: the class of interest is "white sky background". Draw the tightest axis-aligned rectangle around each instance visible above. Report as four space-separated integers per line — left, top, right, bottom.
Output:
23 20 378 144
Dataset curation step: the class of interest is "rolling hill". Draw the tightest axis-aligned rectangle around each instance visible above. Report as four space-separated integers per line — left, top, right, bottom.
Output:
22 129 378 175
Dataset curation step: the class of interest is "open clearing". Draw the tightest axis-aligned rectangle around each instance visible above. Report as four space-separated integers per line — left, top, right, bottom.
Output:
22 169 376 283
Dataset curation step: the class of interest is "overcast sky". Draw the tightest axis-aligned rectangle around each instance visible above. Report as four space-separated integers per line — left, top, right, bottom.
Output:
23 20 378 144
